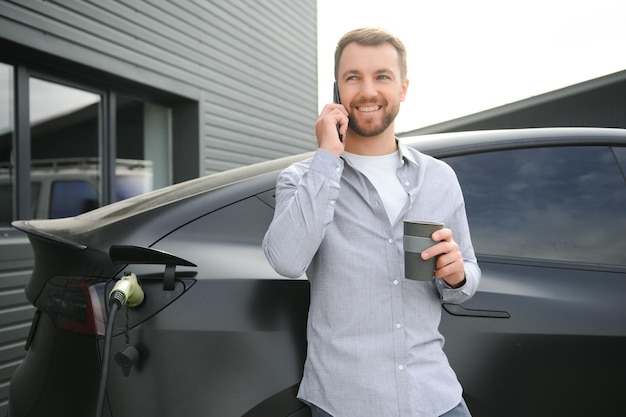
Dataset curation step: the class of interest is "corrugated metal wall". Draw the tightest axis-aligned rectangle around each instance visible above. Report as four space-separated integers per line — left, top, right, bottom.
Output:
0 234 33 416
0 0 317 414
0 0 318 174
197 2 319 174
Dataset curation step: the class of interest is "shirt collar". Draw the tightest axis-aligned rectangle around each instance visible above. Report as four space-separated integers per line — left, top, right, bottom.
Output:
397 138 419 167
340 139 418 168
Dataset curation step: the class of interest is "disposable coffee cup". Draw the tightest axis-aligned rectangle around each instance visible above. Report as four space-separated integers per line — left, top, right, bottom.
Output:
403 220 443 281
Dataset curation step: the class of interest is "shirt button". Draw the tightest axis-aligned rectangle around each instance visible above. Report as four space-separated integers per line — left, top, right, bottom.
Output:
404 181 410 187
395 323 402 329
388 238 393 244
329 200 335 206
398 365 405 371
392 280 399 286
335 166 341 172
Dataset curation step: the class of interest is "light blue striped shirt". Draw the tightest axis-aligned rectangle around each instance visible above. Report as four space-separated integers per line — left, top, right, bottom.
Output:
263 140 481 417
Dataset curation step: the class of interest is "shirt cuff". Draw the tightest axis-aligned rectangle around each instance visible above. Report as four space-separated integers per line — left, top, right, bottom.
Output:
311 148 344 182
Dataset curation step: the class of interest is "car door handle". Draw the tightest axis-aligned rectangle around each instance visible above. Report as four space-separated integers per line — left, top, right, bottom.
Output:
443 303 510 319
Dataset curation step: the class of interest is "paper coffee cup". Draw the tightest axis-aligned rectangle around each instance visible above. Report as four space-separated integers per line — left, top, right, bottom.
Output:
403 220 443 281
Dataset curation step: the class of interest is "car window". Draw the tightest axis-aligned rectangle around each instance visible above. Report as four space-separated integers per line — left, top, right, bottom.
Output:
49 180 98 219
614 146 626 173
445 146 626 267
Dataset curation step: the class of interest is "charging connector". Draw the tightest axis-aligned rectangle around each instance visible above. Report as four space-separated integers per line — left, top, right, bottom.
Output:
109 272 145 308
96 272 144 417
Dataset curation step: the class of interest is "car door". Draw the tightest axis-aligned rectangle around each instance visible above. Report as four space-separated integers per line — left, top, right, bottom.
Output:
440 144 626 417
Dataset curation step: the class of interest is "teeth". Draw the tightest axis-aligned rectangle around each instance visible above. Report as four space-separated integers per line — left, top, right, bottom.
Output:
359 106 379 112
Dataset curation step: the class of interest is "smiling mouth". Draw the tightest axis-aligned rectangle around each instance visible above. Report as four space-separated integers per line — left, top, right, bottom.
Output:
357 105 382 113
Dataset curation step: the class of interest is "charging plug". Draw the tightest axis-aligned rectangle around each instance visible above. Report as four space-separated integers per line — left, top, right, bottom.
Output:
109 272 145 308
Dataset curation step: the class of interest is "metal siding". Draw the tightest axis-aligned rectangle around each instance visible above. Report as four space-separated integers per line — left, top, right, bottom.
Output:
0 236 35 417
0 0 318 174
198 0 318 174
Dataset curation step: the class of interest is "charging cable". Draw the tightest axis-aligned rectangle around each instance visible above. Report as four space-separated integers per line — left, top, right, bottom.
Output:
95 272 144 417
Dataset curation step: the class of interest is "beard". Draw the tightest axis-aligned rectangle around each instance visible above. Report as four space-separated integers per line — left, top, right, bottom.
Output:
348 99 400 137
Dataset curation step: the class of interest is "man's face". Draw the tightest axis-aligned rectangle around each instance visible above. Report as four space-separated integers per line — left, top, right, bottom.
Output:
336 42 408 138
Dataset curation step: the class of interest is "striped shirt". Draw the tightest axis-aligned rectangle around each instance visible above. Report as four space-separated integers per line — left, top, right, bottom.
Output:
263 140 481 417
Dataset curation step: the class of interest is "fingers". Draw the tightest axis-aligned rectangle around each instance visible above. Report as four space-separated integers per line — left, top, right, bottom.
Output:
433 248 463 278
316 103 348 155
420 228 452 259
431 227 452 243
421 228 466 285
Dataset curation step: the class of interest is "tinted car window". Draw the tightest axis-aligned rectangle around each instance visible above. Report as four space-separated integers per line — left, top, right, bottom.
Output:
50 180 98 219
445 146 626 266
614 146 626 171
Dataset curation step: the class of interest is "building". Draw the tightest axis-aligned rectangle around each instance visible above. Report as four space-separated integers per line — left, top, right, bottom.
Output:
0 1 317 414
398 69 626 136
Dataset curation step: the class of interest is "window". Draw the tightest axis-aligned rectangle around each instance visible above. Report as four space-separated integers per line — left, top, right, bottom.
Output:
117 97 169 190
29 78 101 219
445 146 626 266
28 81 168 219
49 180 98 219
0 54 191 228
0 63 13 227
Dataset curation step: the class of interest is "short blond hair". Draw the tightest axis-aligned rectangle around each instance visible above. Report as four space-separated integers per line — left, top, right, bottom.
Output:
334 27 407 81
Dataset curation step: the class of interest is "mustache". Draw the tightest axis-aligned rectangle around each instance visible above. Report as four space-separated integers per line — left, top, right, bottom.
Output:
353 98 383 106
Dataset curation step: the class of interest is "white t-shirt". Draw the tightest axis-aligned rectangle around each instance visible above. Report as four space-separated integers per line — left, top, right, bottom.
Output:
342 151 408 224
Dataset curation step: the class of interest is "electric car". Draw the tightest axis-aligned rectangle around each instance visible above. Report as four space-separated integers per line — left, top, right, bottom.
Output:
8 127 626 417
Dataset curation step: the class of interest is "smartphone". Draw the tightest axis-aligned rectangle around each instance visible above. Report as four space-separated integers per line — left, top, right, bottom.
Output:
333 81 344 142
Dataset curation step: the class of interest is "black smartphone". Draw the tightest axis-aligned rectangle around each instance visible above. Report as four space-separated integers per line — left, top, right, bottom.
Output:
333 81 344 142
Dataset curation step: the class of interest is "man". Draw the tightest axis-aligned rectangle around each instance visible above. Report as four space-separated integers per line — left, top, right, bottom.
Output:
263 27 480 417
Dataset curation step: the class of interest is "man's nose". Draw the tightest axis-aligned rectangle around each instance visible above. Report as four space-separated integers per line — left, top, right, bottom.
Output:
359 79 378 98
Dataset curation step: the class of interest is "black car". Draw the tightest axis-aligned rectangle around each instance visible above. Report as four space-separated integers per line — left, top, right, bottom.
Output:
8 127 626 417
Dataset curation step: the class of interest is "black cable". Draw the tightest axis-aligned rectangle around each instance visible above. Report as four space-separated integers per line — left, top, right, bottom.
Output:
95 295 122 417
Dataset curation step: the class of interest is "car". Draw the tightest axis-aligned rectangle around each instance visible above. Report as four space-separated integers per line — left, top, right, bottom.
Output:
8 127 626 417
0 158 153 227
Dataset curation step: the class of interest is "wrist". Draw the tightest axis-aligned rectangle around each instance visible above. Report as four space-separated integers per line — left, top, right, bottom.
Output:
444 275 466 289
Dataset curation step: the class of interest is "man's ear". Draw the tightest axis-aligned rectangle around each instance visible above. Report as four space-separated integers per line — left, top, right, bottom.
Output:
400 78 409 102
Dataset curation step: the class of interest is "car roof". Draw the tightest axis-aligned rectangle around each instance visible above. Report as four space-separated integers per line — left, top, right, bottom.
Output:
400 126 626 157
12 127 626 247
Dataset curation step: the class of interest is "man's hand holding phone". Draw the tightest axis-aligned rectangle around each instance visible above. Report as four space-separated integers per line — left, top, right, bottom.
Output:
315 82 348 156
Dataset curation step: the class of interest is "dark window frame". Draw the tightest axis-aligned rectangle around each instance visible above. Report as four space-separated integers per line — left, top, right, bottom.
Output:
1 47 199 226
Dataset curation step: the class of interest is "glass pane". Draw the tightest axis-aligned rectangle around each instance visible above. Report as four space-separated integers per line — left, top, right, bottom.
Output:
0 63 14 227
29 78 100 219
446 146 626 266
49 180 98 218
116 96 170 199
614 146 626 173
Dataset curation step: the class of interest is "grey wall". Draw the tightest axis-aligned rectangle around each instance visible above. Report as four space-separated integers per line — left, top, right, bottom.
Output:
0 0 319 174
0 232 33 416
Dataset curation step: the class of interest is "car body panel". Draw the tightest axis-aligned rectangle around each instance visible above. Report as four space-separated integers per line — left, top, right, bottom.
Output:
8 127 626 417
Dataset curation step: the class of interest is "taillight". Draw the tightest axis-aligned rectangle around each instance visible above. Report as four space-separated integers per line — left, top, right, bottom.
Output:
35 276 108 336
